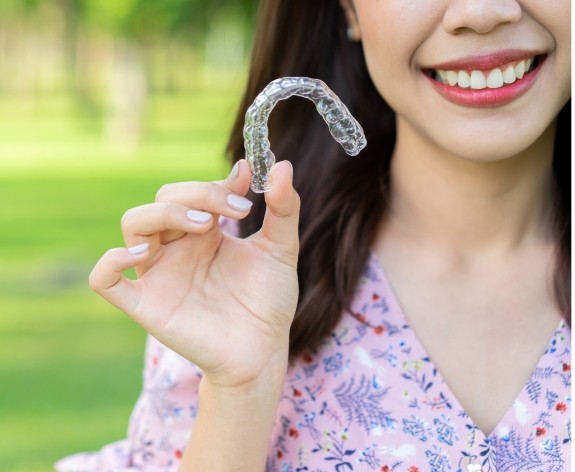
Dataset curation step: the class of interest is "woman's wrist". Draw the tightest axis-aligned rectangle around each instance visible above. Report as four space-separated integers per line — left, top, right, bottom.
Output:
199 345 289 411
179 349 288 472
198 364 287 417
202 337 290 391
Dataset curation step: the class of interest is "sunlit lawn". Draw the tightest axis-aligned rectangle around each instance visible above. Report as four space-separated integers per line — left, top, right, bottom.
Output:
0 84 241 471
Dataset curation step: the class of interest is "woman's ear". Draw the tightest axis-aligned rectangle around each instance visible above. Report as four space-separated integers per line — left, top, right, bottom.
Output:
339 0 362 41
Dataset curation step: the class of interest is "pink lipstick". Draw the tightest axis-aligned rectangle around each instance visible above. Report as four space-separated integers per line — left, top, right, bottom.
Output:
424 52 545 108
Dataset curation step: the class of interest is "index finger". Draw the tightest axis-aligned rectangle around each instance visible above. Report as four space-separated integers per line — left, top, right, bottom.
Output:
155 159 252 209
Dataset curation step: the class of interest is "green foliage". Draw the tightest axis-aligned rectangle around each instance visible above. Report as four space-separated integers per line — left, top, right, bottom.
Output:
88 0 260 39
2 0 260 39
81 0 140 33
0 0 40 15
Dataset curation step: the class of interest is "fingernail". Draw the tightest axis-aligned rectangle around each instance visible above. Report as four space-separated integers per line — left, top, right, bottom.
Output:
284 160 293 183
228 161 239 181
274 160 293 183
187 209 212 223
227 194 253 212
127 243 149 255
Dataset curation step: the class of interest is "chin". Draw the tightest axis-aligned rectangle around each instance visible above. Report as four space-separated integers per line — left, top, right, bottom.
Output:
434 121 556 164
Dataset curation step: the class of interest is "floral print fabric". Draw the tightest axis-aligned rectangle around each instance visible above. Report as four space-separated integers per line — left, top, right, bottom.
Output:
55 226 571 472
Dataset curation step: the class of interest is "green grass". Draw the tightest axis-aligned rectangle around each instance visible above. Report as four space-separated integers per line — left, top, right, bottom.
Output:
0 86 241 471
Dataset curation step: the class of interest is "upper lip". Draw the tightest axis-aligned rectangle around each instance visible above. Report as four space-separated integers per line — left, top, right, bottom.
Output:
425 49 544 71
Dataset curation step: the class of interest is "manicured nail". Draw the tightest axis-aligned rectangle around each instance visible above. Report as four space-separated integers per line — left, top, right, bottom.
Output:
186 209 212 223
228 161 239 181
127 243 149 255
273 160 293 184
227 194 253 212
284 160 293 183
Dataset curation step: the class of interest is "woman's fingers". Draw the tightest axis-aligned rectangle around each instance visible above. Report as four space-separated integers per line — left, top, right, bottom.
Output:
89 159 300 335
121 202 215 248
260 161 301 261
122 161 253 247
93 159 300 316
88 246 150 315
155 160 252 209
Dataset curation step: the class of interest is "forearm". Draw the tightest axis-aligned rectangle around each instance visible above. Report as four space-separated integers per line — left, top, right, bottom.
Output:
179 355 288 472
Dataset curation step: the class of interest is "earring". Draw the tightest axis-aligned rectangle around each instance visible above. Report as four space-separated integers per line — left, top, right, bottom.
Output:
346 26 355 41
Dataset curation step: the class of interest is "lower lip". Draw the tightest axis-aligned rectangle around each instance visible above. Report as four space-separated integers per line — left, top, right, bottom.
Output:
426 63 542 108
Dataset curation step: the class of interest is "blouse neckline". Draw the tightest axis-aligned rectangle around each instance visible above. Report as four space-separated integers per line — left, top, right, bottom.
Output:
364 250 570 440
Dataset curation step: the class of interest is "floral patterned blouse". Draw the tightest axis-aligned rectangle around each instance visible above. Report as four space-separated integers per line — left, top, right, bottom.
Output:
55 225 571 472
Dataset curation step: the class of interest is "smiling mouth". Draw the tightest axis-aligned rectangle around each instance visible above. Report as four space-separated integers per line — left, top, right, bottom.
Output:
426 55 545 90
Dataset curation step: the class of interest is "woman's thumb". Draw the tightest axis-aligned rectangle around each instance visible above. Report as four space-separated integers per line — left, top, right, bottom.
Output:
260 160 301 258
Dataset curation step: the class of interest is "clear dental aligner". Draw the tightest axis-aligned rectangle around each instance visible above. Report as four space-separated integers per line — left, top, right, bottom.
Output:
243 77 367 193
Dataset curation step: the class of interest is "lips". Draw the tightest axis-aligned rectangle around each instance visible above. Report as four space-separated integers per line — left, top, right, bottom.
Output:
433 56 539 90
423 52 546 107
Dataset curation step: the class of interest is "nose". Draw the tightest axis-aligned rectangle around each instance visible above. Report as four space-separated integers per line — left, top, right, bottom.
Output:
443 0 522 35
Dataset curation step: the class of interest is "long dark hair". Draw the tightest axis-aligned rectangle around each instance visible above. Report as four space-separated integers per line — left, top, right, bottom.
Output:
226 0 571 359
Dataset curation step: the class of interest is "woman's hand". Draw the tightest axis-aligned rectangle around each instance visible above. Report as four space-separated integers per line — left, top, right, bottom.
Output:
89 160 300 388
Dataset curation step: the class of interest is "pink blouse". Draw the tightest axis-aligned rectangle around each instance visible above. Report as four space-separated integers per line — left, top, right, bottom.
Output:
55 228 571 472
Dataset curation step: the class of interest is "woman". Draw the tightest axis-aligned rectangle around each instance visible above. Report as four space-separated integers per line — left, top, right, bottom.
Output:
56 0 571 470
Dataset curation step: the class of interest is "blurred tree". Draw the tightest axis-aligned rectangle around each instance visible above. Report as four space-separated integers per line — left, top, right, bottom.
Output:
75 0 259 41
0 0 41 15
0 0 260 150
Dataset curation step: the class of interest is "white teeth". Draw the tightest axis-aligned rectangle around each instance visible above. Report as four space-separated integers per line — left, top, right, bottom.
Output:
515 60 525 79
502 65 516 84
446 70 458 86
470 70 486 89
486 68 504 88
434 57 534 90
458 70 470 88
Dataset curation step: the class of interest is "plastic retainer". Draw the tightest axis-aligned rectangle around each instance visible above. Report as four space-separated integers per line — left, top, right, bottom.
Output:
243 77 367 193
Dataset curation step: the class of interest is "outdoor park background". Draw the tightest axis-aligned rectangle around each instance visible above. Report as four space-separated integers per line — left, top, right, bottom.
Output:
0 1 259 470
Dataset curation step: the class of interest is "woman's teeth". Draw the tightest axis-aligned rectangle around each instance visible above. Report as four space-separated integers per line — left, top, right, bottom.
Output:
435 57 534 90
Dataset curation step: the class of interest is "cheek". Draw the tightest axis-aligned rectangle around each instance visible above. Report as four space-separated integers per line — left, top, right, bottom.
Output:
354 2 440 99
359 43 409 122
528 2 572 106
356 20 414 103
523 0 571 52
358 34 419 128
